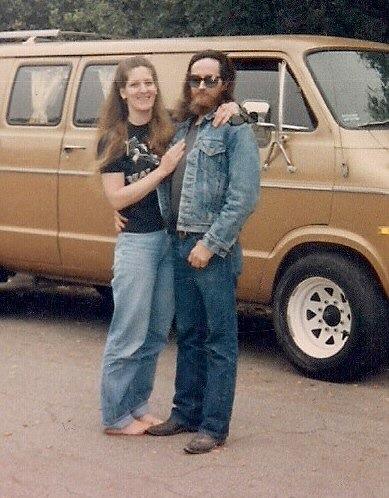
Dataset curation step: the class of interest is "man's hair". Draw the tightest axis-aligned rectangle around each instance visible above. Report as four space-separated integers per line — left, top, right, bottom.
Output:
173 50 236 122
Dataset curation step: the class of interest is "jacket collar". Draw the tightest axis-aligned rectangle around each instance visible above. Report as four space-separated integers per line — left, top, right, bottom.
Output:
178 108 216 131
193 108 217 126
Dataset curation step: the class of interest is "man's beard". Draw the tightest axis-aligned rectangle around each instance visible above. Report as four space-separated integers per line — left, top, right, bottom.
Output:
189 91 223 117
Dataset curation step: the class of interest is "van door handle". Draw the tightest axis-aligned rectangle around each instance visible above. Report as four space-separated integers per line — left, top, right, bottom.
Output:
63 145 87 152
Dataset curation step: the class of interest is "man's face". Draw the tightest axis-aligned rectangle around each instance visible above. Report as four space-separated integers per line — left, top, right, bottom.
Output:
188 58 224 116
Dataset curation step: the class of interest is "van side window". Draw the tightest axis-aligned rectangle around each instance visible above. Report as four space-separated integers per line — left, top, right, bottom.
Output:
234 59 316 130
74 64 116 127
7 65 71 126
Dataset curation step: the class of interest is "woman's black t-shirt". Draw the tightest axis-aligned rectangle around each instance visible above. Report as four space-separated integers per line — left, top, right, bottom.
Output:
101 123 164 233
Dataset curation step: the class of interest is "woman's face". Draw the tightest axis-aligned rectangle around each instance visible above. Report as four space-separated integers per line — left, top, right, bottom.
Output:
120 66 157 116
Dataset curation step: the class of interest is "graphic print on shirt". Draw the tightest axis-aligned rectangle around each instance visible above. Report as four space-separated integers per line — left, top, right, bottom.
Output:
125 136 159 184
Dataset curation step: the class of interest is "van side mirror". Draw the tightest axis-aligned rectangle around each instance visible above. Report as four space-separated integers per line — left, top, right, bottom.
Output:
242 100 271 123
242 100 273 147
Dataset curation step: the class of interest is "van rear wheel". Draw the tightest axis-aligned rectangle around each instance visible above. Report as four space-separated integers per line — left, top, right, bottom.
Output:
273 252 388 381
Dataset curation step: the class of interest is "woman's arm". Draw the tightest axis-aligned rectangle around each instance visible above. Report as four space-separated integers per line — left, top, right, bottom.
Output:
102 139 185 210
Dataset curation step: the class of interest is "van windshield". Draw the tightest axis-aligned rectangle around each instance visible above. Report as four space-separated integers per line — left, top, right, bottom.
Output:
306 50 389 129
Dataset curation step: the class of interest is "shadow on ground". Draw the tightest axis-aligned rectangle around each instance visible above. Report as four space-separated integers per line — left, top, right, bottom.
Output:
0 274 112 323
0 274 281 356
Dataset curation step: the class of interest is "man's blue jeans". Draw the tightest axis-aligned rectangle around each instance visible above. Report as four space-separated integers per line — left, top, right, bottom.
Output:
101 231 174 429
170 233 240 441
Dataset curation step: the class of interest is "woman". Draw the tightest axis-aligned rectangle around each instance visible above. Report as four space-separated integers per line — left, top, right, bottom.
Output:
97 56 185 435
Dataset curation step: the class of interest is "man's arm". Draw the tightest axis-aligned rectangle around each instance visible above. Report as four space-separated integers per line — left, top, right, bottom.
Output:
201 123 260 257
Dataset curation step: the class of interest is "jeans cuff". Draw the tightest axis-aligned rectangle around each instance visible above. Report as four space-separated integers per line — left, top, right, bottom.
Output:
198 429 227 443
170 409 199 430
103 402 149 429
131 402 149 419
104 411 135 430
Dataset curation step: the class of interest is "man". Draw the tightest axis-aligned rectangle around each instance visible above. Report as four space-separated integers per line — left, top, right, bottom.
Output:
147 50 260 454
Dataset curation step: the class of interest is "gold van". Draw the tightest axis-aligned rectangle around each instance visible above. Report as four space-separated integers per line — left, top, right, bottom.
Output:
0 30 388 379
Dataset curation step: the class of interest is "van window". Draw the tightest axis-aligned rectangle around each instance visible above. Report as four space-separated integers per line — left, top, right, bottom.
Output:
306 50 389 129
7 65 71 126
74 64 116 127
234 59 316 130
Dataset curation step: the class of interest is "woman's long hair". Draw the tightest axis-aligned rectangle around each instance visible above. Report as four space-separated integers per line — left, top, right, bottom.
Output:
96 57 174 171
173 50 236 122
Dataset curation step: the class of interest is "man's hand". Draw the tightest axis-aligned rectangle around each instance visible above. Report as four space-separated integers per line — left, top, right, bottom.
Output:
113 210 128 233
212 102 240 127
188 241 213 269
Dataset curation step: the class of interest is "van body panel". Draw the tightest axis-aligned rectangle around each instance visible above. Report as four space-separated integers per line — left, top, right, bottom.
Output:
330 127 389 295
57 56 123 280
340 129 389 149
237 122 336 300
0 56 79 265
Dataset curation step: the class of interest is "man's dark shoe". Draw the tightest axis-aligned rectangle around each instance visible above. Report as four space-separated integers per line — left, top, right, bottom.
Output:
146 417 196 436
183 433 225 454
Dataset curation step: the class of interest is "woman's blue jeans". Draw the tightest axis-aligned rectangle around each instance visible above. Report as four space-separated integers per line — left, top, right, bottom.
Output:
170 233 240 441
101 230 174 429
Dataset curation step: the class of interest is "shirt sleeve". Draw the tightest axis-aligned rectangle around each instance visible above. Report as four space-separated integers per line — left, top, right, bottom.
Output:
101 157 125 174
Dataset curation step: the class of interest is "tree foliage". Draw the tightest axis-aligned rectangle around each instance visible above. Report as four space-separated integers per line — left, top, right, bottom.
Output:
0 0 387 43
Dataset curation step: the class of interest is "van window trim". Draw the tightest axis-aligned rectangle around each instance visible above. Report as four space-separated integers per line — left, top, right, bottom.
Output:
6 62 73 127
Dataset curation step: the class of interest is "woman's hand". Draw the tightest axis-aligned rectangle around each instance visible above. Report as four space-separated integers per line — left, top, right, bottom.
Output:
113 210 127 233
158 139 186 177
102 140 185 211
213 102 240 127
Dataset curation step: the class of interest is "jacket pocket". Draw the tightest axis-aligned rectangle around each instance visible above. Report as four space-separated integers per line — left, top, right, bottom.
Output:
197 138 226 160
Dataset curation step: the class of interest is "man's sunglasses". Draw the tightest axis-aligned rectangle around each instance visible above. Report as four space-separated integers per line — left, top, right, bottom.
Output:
188 75 222 88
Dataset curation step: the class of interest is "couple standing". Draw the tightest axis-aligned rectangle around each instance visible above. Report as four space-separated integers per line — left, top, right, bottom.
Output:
97 49 260 454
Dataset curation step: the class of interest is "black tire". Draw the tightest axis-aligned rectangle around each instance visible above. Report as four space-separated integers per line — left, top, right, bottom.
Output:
95 285 114 312
273 251 388 381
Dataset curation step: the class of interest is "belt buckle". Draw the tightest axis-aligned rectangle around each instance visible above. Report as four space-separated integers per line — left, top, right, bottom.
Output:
177 231 188 240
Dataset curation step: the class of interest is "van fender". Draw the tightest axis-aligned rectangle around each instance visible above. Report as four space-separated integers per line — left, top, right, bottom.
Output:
258 225 389 302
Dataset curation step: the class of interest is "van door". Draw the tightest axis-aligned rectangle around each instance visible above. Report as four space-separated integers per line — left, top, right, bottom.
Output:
58 58 118 283
0 57 78 271
232 56 335 301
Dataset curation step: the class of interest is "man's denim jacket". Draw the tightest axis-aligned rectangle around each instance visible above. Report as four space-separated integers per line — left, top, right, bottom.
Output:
158 111 260 257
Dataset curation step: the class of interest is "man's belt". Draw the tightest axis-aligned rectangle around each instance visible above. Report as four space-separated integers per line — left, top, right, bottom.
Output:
176 231 204 240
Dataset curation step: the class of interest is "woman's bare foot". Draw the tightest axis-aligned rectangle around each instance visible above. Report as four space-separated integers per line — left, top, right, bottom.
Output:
104 419 150 436
137 414 163 426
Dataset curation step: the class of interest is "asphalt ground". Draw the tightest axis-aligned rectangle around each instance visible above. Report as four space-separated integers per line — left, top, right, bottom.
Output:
0 274 388 498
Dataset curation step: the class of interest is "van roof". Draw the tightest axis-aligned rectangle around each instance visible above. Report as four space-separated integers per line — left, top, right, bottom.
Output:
0 34 387 58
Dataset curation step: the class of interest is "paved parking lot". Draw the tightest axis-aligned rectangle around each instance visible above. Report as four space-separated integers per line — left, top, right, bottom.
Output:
0 275 388 497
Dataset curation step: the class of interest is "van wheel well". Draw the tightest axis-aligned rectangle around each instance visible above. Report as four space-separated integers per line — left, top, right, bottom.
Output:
273 242 385 300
